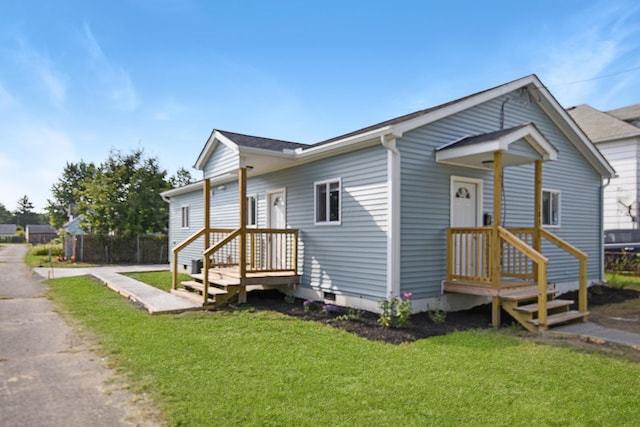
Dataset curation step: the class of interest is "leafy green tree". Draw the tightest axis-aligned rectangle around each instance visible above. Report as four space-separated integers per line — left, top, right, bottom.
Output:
169 167 195 188
0 203 13 223
75 149 171 236
14 195 37 227
46 161 96 229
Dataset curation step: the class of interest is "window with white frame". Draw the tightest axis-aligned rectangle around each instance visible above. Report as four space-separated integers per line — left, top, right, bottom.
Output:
181 206 190 228
542 189 560 226
247 195 257 227
315 179 341 225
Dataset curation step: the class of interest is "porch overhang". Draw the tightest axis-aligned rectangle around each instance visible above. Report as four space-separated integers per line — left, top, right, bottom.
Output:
435 123 558 170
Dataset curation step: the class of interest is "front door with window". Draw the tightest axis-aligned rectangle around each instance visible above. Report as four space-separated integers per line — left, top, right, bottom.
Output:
451 177 483 278
267 190 286 269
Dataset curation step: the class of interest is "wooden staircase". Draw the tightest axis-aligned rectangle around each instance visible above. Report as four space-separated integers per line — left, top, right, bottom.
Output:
499 286 589 333
171 269 241 308
171 268 300 308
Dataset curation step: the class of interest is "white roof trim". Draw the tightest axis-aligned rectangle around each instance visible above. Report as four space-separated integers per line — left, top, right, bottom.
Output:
436 124 557 167
194 130 240 170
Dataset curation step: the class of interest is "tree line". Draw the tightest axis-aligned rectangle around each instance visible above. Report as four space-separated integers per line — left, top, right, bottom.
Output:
46 148 193 236
0 195 49 227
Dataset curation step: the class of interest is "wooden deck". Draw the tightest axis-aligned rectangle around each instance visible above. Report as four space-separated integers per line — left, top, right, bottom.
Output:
443 279 542 297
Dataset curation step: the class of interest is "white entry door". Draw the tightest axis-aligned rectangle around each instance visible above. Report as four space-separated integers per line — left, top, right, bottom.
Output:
451 178 483 278
267 190 286 269
452 180 479 228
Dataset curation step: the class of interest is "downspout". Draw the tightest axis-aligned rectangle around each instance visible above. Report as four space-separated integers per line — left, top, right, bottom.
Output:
381 134 401 299
601 177 611 283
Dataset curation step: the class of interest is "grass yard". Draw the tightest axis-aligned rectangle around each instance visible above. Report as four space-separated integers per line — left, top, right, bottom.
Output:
24 243 97 268
47 275 640 427
123 271 190 292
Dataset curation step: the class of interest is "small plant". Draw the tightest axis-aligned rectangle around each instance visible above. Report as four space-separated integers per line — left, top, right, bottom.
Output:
322 304 340 314
336 308 363 321
378 292 412 329
303 299 322 312
428 298 447 324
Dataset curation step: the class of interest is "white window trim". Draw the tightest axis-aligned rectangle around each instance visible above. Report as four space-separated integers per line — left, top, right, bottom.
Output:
449 176 483 227
541 188 561 228
180 205 190 229
314 178 342 226
246 194 258 228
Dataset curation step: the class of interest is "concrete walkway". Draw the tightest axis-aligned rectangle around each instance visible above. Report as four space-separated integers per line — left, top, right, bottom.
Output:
548 322 640 351
33 264 201 314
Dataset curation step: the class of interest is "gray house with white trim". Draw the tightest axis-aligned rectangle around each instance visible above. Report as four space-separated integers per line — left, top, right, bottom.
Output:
162 75 614 327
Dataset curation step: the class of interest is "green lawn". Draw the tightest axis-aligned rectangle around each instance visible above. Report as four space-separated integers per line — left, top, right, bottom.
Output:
123 271 190 292
47 275 640 427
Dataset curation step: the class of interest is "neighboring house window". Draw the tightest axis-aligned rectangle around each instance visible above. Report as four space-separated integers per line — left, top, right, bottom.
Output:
315 179 341 225
181 206 190 228
247 195 257 227
542 190 560 226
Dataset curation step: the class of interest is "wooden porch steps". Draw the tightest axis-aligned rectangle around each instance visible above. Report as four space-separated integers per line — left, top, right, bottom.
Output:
177 268 300 308
500 290 587 333
528 310 589 327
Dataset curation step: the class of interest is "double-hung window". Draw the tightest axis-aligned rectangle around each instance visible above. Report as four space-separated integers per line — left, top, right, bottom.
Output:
541 189 560 227
315 179 341 225
181 206 190 228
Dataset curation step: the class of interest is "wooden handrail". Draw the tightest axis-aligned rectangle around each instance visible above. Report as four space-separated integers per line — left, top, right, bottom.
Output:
171 227 205 290
498 226 549 324
539 228 588 313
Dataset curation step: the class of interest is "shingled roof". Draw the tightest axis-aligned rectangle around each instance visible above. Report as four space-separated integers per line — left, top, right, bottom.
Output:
217 130 307 151
567 104 640 143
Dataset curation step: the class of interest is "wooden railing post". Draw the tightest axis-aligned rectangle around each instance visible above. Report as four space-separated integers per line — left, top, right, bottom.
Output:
537 261 548 327
579 257 588 313
172 250 178 290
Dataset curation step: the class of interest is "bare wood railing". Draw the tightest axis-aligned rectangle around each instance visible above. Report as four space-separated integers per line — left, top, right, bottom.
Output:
498 227 550 324
539 228 588 313
246 229 299 273
447 227 493 283
171 228 235 290
501 228 535 280
172 227 205 290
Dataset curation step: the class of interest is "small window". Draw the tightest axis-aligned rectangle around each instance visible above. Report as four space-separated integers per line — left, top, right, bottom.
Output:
181 206 190 228
542 190 560 227
247 195 257 227
315 179 341 225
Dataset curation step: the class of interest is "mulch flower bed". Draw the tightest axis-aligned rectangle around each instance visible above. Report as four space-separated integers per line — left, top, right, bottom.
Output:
242 285 640 345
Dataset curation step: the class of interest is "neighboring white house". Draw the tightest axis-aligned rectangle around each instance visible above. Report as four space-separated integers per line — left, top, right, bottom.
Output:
568 104 640 230
162 75 614 329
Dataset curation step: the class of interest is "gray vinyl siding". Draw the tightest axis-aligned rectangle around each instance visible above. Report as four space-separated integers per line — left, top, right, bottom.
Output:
269 146 387 299
209 144 389 300
169 190 205 268
203 142 239 178
399 93 604 298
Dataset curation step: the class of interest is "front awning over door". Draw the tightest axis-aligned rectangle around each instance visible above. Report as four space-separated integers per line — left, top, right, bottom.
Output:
435 123 558 170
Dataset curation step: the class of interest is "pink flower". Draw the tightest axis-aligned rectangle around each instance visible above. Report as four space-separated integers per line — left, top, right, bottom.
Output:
403 292 413 299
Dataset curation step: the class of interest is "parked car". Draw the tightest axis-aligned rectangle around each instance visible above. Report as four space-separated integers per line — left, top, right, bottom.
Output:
604 229 640 262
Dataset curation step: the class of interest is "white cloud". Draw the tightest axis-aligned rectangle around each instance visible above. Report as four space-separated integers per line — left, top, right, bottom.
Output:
538 2 640 107
81 22 139 111
0 120 77 211
13 37 67 108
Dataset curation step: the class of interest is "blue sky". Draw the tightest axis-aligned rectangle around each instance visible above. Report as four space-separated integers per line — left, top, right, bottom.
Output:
1 0 639 212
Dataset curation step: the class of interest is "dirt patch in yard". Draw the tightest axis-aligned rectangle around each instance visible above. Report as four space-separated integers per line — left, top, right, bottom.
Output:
243 285 640 345
562 285 640 335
